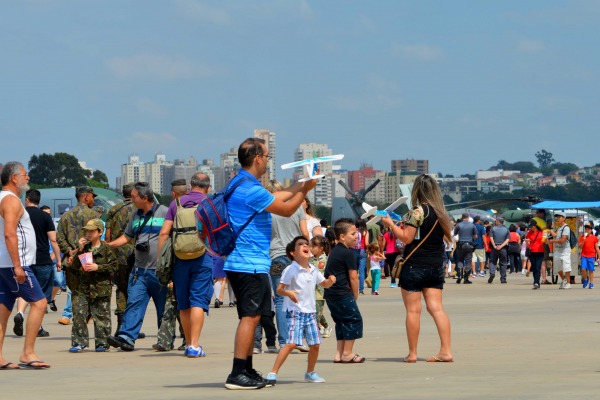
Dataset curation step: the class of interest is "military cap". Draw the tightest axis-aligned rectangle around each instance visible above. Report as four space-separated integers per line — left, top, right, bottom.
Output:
171 179 187 187
83 218 104 233
76 186 97 198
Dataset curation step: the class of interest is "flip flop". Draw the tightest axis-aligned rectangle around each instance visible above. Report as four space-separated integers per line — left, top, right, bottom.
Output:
18 360 51 369
1 362 20 370
426 356 453 363
340 354 366 364
333 360 342 363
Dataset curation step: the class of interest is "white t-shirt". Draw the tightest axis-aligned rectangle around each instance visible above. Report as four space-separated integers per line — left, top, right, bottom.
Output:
370 256 381 270
280 260 325 313
306 216 322 240
0 191 37 268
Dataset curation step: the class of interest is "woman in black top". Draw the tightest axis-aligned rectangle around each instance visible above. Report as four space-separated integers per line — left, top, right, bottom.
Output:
381 174 453 363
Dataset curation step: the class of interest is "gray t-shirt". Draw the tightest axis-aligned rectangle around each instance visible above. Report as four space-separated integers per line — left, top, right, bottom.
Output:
270 206 306 260
454 220 477 242
490 225 510 246
124 204 168 270
555 225 571 253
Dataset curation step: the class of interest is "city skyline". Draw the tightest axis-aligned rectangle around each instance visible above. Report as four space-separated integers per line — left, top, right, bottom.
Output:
2 1 597 184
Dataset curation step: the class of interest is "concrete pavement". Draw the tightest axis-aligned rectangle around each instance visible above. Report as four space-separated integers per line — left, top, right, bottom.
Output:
2 272 598 399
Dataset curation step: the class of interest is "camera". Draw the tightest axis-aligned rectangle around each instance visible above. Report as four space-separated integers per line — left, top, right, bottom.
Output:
135 242 150 252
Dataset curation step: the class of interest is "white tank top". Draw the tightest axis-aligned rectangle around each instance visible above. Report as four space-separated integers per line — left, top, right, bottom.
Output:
0 190 37 268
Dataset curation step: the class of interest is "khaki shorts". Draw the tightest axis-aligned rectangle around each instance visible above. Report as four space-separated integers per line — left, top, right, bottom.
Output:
473 249 486 263
553 251 571 273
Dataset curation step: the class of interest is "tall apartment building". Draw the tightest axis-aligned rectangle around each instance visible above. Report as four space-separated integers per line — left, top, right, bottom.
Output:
364 170 387 204
173 156 198 184
293 143 336 207
254 129 276 186
120 154 146 188
120 153 173 195
213 147 240 191
391 159 429 174
347 163 382 193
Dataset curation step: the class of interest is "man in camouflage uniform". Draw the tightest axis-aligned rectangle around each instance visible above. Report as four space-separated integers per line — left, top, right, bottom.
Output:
105 183 136 335
68 219 118 351
56 186 98 324
153 179 187 351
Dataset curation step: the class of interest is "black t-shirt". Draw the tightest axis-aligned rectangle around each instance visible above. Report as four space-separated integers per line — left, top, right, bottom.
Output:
26 206 55 266
324 243 357 300
404 204 444 267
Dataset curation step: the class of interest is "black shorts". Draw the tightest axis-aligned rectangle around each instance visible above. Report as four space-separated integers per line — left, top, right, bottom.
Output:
225 271 272 319
400 264 445 292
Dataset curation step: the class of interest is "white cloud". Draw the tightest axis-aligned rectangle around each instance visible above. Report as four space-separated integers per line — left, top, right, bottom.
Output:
391 43 444 61
105 54 213 80
135 98 169 118
175 0 232 25
517 38 545 53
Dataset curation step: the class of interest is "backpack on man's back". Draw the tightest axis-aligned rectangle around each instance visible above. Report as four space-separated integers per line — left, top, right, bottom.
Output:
172 198 206 260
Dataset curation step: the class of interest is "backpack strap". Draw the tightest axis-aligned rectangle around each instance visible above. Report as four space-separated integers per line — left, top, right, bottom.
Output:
224 176 258 236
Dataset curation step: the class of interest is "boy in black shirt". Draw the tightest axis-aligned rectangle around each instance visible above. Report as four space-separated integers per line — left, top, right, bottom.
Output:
324 218 365 363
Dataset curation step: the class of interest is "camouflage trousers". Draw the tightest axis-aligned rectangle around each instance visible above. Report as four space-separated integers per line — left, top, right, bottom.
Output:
316 299 329 328
72 295 111 348
156 289 184 349
115 290 127 316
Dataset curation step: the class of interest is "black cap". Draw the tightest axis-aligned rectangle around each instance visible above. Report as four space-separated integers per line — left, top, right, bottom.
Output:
76 186 97 198
171 179 187 187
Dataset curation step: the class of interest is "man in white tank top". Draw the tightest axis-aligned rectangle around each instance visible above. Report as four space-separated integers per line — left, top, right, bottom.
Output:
0 161 50 369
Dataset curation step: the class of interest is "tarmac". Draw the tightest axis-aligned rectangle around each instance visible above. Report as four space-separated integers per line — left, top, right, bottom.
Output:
2 272 599 400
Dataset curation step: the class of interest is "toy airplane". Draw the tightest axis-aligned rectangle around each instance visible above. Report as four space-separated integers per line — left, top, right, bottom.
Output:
281 153 344 182
361 196 408 227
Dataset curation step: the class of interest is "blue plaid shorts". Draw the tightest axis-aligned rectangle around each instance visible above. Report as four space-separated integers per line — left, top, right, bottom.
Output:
286 310 321 346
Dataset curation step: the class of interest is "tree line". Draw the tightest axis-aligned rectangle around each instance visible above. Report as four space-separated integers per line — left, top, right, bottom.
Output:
28 152 109 189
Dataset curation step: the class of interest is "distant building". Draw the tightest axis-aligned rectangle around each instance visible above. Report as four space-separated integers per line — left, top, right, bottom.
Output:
294 143 337 207
347 163 381 193
475 169 520 180
254 129 276 186
391 159 429 174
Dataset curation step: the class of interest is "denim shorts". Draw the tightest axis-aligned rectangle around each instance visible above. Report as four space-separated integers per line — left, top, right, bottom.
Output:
173 255 214 310
400 264 445 292
0 266 45 310
581 257 595 271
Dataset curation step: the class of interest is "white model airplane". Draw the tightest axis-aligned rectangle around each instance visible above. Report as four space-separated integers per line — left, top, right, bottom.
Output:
281 153 344 182
361 196 408 227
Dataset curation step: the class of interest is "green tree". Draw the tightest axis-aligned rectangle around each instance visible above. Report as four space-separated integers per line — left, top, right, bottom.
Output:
535 149 555 167
91 169 109 184
28 152 89 187
553 162 579 176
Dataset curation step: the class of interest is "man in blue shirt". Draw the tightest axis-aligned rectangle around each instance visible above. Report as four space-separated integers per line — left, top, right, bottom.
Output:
473 216 487 277
224 137 316 390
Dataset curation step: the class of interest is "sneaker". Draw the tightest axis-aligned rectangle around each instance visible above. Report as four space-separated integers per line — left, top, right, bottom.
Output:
107 335 134 351
526 271 531 277
69 345 88 353
214 299 221 308
589 283 594 289
583 280 589 289
463 279 472 284
225 371 267 390
374 291 380 295
305 371 326 383
390 283 397 288
563 283 571 289
479 272 486 277
253 347 262 354
359 290 364 295
229 302 236 307
488 274 495 284
521 270 526 275
532 283 540 290
247 369 272 387
295 345 309 353
319 326 324 335
37 328 50 337
49 300 58 312
265 372 277 386
322 326 332 338
178 340 187 351
58 317 71 325
152 343 174 351
456 277 462 284
186 345 206 357
13 312 24 337
265 346 279 354
95 346 110 352
559 281 565 289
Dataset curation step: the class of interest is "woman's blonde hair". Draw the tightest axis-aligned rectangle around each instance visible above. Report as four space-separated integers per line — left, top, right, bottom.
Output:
410 174 452 242
304 196 316 217
265 179 284 193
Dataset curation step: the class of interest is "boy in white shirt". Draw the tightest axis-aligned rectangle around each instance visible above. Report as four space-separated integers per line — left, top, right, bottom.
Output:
266 236 336 385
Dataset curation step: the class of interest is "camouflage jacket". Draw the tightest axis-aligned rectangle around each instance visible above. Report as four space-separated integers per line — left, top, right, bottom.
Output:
70 242 117 298
106 199 136 264
56 202 98 255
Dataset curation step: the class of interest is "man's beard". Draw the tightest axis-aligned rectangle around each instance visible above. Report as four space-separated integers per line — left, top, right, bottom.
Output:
17 182 30 194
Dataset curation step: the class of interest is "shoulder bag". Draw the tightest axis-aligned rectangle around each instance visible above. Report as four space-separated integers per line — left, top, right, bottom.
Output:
392 220 439 280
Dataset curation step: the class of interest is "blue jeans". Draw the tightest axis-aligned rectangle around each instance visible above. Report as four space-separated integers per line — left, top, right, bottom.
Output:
270 255 290 346
31 264 54 302
118 267 167 345
53 269 66 290
355 249 367 292
62 288 73 319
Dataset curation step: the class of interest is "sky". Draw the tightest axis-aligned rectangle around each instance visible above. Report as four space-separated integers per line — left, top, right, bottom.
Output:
1 0 598 186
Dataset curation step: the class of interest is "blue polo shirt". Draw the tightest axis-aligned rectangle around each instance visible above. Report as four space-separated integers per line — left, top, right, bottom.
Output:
223 170 275 274
474 223 485 249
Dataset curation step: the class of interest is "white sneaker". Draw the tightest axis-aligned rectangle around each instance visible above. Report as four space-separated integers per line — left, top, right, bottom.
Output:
563 283 571 289
559 281 565 289
521 270 526 275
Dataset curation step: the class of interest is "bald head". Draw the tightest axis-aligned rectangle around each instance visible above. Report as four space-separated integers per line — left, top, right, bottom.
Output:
190 173 210 194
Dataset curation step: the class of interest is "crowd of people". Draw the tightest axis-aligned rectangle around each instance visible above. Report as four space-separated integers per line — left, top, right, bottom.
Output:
1 143 597 389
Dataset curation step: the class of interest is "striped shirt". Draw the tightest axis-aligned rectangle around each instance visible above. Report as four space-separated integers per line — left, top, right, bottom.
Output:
124 203 167 270
0 191 37 268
